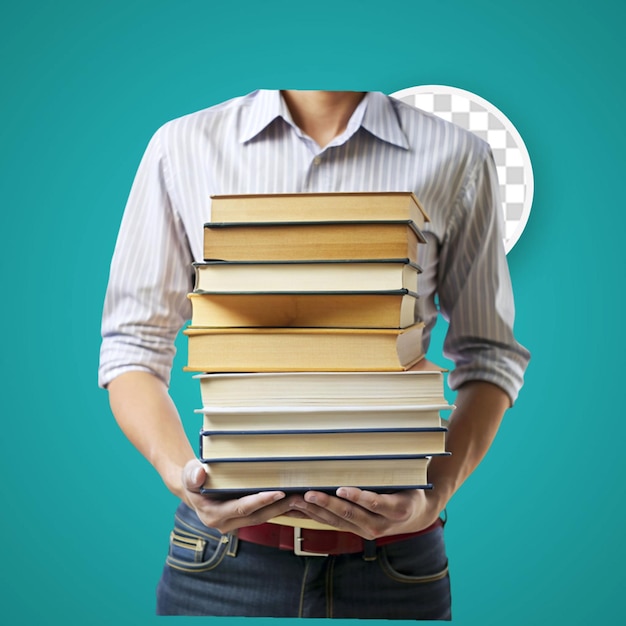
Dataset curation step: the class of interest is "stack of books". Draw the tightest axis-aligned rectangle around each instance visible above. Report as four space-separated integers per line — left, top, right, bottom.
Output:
184 192 453 496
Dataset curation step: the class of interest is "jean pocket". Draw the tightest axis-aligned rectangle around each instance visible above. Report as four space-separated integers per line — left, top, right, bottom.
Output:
165 522 232 574
378 526 449 584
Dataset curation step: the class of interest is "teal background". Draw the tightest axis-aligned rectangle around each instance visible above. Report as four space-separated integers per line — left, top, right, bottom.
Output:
1 0 623 623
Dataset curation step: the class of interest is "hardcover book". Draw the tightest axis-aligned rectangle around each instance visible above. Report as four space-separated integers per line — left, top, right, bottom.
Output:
197 404 452 431
184 323 425 372
202 220 425 263
200 454 435 494
209 191 430 230
199 427 448 460
194 360 449 408
187 290 420 329
192 259 421 293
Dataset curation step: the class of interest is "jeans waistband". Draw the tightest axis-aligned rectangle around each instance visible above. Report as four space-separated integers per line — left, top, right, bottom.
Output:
237 518 443 556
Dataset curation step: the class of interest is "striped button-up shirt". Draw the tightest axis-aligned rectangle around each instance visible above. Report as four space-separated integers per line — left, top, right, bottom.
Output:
99 90 530 402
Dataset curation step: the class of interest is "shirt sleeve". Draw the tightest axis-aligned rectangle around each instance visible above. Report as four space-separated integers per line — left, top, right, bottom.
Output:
98 127 193 388
437 145 530 404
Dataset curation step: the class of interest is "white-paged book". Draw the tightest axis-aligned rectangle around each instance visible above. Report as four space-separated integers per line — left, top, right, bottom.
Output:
192 259 421 293
196 403 454 431
193 360 449 408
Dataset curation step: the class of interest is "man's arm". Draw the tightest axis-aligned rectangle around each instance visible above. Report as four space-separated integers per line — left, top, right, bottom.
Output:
107 370 301 533
286 143 528 536
101 127 304 532
426 381 510 508
287 380 510 538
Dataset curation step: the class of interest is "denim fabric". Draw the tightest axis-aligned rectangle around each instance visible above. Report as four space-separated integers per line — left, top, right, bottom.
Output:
156 502 451 619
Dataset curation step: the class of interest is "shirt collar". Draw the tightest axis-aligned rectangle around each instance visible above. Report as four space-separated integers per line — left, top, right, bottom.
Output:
360 92 410 150
239 90 409 150
238 90 286 143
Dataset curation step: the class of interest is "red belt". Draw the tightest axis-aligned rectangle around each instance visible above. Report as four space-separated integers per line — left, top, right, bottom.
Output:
237 518 442 556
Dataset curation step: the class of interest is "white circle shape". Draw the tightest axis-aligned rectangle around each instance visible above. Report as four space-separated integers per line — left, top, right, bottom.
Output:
391 85 534 253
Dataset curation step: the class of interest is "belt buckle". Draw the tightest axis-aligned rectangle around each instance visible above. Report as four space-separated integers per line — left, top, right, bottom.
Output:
293 527 329 557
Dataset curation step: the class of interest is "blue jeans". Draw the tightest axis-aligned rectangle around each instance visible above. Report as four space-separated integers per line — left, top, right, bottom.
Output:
156 502 451 619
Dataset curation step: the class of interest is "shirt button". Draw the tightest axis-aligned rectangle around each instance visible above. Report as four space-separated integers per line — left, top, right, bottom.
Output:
313 156 322 165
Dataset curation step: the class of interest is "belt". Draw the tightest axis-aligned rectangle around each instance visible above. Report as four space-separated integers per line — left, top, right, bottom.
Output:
237 518 443 557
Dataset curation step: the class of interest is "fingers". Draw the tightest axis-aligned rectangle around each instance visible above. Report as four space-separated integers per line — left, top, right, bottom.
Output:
307 490 383 538
335 488 413 522
181 459 207 493
289 489 418 539
181 460 306 533
192 490 294 533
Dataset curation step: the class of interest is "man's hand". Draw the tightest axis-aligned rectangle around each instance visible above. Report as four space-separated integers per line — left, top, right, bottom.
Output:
288 381 512 539
182 459 305 533
288 487 441 539
287 382 512 539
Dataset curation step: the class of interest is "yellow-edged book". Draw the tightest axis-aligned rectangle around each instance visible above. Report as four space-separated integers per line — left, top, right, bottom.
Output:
184 323 425 372
209 191 430 230
203 220 424 263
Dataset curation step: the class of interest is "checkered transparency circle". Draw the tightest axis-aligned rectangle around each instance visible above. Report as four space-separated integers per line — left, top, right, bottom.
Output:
391 85 534 253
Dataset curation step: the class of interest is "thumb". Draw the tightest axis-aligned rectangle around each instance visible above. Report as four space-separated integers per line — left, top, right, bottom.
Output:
182 459 207 492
